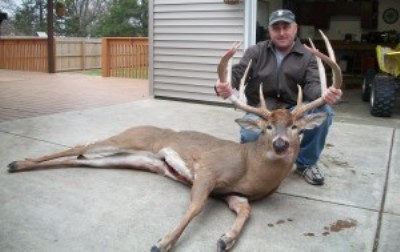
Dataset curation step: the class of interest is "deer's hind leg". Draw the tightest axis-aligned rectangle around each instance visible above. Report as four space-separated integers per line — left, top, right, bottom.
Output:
8 146 195 187
7 136 139 173
25 138 129 163
8 150 169 173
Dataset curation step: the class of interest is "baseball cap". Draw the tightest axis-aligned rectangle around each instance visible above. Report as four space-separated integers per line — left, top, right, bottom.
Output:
269 9 296 26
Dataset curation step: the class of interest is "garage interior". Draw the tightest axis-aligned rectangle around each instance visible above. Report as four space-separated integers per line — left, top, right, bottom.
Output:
256 0 399 89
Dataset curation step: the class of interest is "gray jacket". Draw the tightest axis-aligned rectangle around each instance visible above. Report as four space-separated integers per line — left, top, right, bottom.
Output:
231 38 321 110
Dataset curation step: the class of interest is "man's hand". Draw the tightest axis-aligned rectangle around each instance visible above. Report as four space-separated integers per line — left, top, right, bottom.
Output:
322 86 342 105
215 80 233 99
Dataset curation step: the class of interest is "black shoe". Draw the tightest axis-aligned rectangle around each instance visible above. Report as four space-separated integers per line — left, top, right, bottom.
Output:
296 164 325 185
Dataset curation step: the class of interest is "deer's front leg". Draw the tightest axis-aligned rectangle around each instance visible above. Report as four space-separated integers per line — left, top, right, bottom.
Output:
218 195 251 251
151 172 216 252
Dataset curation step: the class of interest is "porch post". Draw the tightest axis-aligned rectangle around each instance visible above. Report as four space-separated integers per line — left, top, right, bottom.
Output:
47 0 56 73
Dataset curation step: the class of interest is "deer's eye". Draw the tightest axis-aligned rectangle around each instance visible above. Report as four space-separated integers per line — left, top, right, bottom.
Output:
291 125 298 130
266 125 273 131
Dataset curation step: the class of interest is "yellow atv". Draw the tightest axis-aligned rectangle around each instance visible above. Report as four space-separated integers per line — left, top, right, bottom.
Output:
362 44 400 117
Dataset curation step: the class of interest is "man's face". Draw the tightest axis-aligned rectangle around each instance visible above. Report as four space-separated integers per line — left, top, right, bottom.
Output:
268 22 298 52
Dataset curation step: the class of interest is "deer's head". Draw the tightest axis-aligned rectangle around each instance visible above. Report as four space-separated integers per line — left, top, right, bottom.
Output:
234 90 327 159
218 31 342 159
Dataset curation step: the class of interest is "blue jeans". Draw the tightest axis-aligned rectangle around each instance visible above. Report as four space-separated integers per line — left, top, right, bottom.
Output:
239 104 334 167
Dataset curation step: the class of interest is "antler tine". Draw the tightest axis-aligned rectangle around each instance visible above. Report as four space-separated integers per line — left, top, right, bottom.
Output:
238 59 252 103
229 61 271 118
217 42 241 82
319 29 337 87
308 38 327 94
319 29 336 62
227 42 241 85
258 83 269 113
229 83 270 119
234 61 271 118
290 84 304 116
296 84 303 106
293 33 343 117
305 45 342 89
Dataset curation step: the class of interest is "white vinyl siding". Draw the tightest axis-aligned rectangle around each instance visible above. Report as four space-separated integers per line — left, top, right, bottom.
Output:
150 0 245 103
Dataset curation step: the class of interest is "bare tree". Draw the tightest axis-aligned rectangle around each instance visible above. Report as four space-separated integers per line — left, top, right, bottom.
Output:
62 0 110 36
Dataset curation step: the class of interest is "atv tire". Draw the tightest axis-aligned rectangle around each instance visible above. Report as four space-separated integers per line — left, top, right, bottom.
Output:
370 74 396 117
362 69 376 101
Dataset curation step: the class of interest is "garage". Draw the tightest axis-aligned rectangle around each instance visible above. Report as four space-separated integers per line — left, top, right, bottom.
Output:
149 0 399 116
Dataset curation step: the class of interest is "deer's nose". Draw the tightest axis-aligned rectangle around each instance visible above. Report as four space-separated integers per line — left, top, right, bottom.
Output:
273 137 289 154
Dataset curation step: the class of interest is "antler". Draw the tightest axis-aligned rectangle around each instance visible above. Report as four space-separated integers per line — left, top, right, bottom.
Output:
217 42 241 83
217 42 271 119
291 30 342 118
217 31 341 120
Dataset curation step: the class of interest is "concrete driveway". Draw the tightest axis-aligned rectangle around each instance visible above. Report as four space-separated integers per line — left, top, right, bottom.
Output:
0 70 399 251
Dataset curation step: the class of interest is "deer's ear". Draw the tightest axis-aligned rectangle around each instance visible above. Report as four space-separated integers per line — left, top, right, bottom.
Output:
297 112 327 130
235 118 264 131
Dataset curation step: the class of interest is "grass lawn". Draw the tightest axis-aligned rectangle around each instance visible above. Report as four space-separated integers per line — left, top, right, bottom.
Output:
72 68 148 79
75 69 102 76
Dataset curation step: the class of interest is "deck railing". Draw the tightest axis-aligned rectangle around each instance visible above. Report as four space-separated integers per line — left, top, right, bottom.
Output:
102 37 148 79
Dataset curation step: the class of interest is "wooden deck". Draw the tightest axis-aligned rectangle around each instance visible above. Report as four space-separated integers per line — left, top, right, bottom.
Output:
0 70 149 123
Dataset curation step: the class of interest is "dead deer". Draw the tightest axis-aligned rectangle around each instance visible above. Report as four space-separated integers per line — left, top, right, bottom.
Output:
7 32 342 252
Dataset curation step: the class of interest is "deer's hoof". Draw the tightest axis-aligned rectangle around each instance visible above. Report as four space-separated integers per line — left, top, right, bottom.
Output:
218 234 236 252
8 160 33 173
150 238 172 252
8 161 20 173
217 238 227 252
150 245 161 252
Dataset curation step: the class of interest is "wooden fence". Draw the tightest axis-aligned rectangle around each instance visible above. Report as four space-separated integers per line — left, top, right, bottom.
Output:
102 37 148 79
0 38 48 72
0 37 101 73
0 37 149 79
56 37 102 71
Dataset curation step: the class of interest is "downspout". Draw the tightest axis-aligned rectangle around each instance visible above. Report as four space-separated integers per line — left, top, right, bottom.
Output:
244 0 257 49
